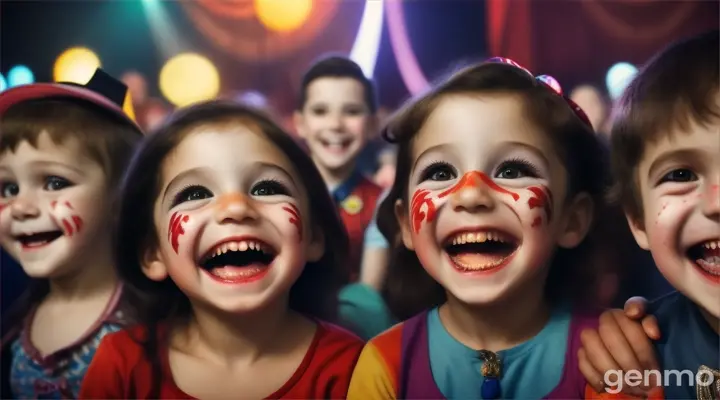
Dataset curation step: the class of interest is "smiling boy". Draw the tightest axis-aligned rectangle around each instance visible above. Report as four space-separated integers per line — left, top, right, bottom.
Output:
580 30 719 400
294 56 383 281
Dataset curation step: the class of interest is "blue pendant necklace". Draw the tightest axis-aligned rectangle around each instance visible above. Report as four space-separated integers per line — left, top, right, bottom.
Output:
478 350 502 399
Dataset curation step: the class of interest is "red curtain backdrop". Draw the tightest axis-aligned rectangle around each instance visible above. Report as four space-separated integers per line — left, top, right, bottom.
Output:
487 0 718 87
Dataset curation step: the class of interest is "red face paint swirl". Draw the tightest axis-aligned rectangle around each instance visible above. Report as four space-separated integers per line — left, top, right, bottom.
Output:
168 212 190 254
438 171 520 201
282 204 303 240
0 203 7 214
51 201 83 237
527 186 553 227
410 189 437 233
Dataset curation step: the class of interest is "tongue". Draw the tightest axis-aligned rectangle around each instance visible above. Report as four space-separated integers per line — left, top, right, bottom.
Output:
450 252 507 270
210 265 266 280
697 247 720 273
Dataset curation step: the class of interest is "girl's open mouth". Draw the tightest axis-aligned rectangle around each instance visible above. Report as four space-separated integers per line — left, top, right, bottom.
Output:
444 230 519 273
687 240 720 283
198 239 277 284
16 231 63 250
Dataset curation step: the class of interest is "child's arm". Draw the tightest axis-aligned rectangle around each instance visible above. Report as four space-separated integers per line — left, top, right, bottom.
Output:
579 297 662 397
347 343 398 400
79 336 126 398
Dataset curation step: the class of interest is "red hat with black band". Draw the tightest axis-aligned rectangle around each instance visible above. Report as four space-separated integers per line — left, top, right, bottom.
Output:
0 68 141 133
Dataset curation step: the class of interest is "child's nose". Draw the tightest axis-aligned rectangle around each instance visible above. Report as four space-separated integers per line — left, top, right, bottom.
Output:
213 192 260 224
701 183 720 221
450 172 496 213
10 194 41 220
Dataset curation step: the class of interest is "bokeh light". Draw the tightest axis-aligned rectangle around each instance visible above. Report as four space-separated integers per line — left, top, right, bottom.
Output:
8 65 35 87
606 62 638 100
0 73 7 92
159 53 220 107
54 47 102 84
254 0 312 33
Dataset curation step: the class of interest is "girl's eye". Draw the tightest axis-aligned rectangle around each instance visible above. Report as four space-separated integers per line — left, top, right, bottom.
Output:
344 107 366 116
495 159 539 179
420 162 456 182
251 180 290 197
173 185 213 207
659 168 698 184
44 176 72 191
1 182 19 198
311 107 328 116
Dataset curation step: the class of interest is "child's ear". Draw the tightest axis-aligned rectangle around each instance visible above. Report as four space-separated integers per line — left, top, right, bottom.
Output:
306 223 325 262
626 213 650 250
293 111 306 139
394 199 414 250
141 243 169 281
557 193 594 249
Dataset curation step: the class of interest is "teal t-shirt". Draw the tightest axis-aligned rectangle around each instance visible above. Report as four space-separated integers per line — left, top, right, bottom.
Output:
338 283 395 340
427 304 572 399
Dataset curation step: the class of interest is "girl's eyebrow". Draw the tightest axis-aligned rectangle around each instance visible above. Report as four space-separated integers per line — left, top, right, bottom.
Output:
246 162 298 187
162 167 210 202
413 143 454 171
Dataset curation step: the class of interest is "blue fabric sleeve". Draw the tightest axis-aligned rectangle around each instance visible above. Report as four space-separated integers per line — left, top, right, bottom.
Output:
363 189 390 249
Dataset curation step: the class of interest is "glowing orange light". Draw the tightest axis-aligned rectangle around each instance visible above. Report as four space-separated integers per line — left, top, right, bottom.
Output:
254 0 313 33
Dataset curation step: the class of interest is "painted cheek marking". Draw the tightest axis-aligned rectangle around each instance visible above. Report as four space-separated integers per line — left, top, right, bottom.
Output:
438 171 520 201
51 201 82 237
527 186 553 227
410 189 437 233
282 204 303 241
72 216 83 232
62 219 74 236
0 203 7 213
168 212 190 254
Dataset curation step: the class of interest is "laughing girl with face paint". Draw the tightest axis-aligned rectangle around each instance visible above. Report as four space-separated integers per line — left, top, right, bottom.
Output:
347 59 625 399
79 102 364 399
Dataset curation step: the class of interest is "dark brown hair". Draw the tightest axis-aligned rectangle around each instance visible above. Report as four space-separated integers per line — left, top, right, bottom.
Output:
377 62 616 320
115 101 349 395
1 98 142 190
611 30 720 221
297 55 378 113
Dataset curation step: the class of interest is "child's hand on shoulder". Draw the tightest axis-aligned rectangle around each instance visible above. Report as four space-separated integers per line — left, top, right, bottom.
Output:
578 297 662 397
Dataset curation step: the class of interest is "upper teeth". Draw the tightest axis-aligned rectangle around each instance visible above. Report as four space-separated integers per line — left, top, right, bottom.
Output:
207 240 270 260
450 231 512 245
703 240 720 250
